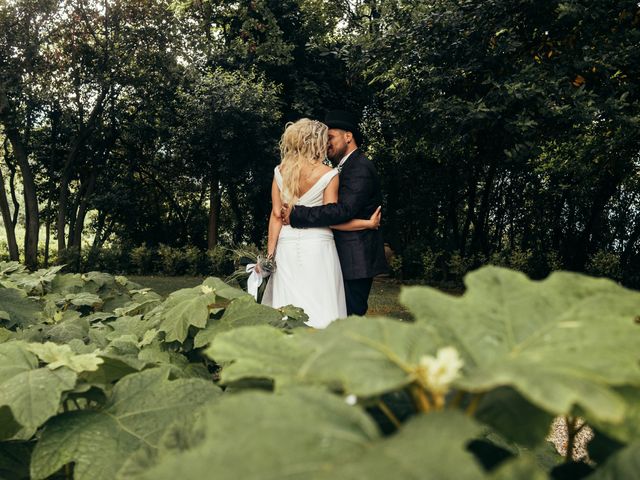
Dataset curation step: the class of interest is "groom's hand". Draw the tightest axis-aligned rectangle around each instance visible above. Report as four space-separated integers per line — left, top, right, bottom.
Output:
280 203 291 225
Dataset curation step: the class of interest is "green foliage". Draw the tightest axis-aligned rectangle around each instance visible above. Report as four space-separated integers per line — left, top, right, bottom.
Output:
0 259 639 478
586 251 622 282
206 246 235 277
30 368 221 480
130 244 155 275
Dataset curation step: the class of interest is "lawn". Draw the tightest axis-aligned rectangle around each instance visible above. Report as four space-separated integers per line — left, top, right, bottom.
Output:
127 275 412 321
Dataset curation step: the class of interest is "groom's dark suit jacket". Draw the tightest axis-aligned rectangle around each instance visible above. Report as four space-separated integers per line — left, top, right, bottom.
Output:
289 149 388 280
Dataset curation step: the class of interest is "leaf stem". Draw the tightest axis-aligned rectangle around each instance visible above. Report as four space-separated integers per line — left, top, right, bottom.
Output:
411 385 432 412
465 393 483 416
377 399 402 429
449 390 465 409
565 416 579 462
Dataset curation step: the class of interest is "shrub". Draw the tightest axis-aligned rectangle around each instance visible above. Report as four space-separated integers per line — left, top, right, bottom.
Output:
130 244 155 275
388 254 403 280
447 250 473 283
90 245 130 274
184 245 204 276
421 248 445 283
206 245 235 277
400 243 428 279
586 250 622 282
157 244 189 276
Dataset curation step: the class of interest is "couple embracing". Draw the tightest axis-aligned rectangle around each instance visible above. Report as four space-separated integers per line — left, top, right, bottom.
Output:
261 110 388 328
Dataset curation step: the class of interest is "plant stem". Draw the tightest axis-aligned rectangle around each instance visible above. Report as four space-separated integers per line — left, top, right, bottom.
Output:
565 416 579 462
465 393 483 416
450 390 465 409
377 400 402 429
411 385 432 412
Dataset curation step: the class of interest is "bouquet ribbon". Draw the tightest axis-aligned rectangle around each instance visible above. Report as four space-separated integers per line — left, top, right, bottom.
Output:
245 264 271 300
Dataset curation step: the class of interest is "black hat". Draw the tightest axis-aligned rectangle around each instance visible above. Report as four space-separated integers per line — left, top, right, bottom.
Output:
324 110 363 145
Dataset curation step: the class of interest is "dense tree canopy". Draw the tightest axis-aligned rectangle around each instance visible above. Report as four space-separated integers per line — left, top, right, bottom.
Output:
0 0 639 285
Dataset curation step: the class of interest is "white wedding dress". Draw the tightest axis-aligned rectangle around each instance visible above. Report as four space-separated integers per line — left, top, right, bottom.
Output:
261 166 347 328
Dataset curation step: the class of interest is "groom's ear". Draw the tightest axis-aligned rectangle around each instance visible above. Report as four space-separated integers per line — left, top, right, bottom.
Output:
345 131 353 144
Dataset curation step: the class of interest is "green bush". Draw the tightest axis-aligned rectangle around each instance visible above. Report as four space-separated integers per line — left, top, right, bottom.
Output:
400 243 428 279
586 250 622 281
206 245 235 276
90 245 130 274
130 243 155 275
421 248 447 283
0 242 11 262
184 245 204 276
157 244 189 276
388 254 403 280
447 250 473 283
488 247 534 275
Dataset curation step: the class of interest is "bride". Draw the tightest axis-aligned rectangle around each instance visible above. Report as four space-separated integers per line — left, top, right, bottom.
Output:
261 119 381 328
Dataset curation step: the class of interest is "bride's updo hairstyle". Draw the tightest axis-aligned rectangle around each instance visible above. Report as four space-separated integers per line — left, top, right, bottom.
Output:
279 118 328 207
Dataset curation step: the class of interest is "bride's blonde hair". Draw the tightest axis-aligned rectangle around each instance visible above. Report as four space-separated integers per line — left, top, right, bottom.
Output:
278 118 328 206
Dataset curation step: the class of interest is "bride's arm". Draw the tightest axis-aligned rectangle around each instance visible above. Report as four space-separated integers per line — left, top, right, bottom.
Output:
323 176 382 231
267 178 283 258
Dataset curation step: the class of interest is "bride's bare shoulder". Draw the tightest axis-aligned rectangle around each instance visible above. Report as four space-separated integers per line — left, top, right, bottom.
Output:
318 164 335 175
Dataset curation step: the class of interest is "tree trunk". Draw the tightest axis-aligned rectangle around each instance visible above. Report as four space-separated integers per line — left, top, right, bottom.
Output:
57 87 108 255
0 162 19 261
71 169 98 264
207 177 221 249
4 130 39 269
44 196 52 267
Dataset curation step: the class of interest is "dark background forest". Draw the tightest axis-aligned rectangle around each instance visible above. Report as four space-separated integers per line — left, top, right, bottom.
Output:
1 0 639 286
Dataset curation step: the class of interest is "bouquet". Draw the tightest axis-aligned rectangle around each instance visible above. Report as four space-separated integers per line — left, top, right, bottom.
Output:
227 249 276 302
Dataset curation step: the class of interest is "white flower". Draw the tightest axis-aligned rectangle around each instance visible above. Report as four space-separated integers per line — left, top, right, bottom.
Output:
282 315 289 321
200 285 214 295
345 394 358 406
418 347 464 394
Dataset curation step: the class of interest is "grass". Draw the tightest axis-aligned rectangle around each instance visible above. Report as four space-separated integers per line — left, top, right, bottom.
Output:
127 274 412 321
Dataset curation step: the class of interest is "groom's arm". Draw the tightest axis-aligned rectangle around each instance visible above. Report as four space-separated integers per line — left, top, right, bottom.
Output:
289 162 374 228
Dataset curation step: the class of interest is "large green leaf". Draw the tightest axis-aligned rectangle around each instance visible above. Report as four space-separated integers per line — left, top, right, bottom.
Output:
129 390 486 480
208 316 439 397
26 342 103 373
0 288 42 328
207 325 309 386
0 357 76 435
201 277 247 300
194 296 284 347
488 454 547 480
30 367 222 480
129 387 381 479
156 288 219 343
400 267 640 423
587 386 640 443
0 343 38 382
475 387 555 447
12 265 65 295
64 292 103 308
43 316 90 343
313 411 485 480
587 441 640 480
50 273 84 295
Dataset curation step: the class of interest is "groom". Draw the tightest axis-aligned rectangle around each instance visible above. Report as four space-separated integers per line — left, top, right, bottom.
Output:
282 110 388 316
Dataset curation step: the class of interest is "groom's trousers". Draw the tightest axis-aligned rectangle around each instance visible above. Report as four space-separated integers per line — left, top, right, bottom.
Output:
344 278 373 316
